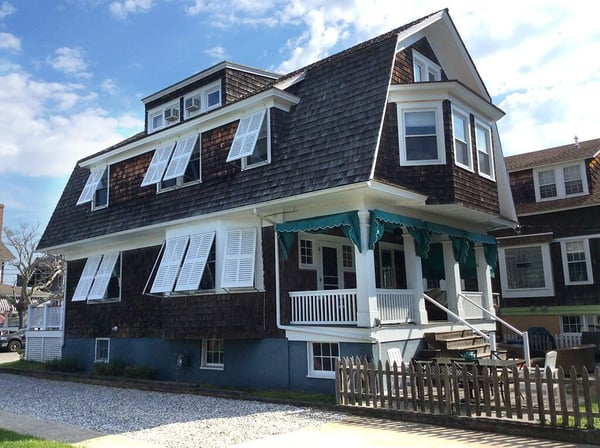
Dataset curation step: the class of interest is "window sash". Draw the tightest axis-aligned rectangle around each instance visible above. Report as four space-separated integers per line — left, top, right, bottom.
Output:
505 246 545 289
221 228 257 288
309 342 339 378
141 142 177 186
403 110 439 161
452 108 471 169
562 239 592 284
163 135 199 181
226 110 266 162
202 339 224 368
151 236 190 293
95 338 110 363
72 255 103 301
475 122 494 178
174 231 216 291
77 167 106 205
87 252 119 300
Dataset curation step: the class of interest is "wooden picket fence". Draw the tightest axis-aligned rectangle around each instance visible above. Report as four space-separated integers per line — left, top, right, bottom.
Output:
336 356 600 429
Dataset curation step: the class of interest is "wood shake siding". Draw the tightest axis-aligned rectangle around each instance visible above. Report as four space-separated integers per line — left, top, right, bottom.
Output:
224 69 274 103
65 228 282 340
202 122 239 181
110 152 155 205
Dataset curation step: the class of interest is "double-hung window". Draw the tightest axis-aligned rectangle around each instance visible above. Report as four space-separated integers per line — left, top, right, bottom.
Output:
452 106 472 170
141 135 201 190
533 162 587 202
498 244 554 297
226 109 271 169
397 102 445 166
475 119 494 180
72 253 121 302
201 339 224 370
77 166 109 209
561 239 593 285
412 50 441 82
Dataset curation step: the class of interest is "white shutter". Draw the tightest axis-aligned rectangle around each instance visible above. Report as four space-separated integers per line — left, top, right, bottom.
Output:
174 231 215 291
141 142 176 186
150 236 189 293
76 167 106 205
72 255 103 301
87 252 119 300
221 228 257 288
163 135 198 180
226 110 266 162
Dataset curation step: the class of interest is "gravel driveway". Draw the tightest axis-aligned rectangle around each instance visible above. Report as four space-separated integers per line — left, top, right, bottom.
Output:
0 372 344 447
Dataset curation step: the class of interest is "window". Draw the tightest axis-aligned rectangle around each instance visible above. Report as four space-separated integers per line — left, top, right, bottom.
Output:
226 109 268 163
298 234 356 290
201 339 224 369
533 162 588 202
242 110 271 169
561 239 593 285
95 338 110 363
308 342 339 379
76 166 108 208
342 245 353 269
452 106 472 170
397 102 445 166
150 231 216 294
148 101 179 133
183 80 222 119
475 119 494 180
498 244 554 298
412 50 441 82
299 238 315 268
561 316 582 334
72 253 121 302
141 135 201 189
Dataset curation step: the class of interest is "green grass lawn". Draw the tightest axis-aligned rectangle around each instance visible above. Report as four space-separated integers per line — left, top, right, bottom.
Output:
0 429 72 448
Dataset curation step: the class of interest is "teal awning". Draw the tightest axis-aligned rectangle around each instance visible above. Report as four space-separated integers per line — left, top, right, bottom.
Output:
276 211 362 259
369 209 497 267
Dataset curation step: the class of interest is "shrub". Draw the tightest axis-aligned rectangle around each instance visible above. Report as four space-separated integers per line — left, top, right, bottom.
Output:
45 357 79 372
92 358 126 376
124 365 159 380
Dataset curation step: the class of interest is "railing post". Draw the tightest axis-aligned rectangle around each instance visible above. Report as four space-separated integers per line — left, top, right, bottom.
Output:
522 330 531 367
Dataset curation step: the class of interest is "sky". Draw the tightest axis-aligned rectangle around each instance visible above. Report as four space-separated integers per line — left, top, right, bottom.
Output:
0 0 599 270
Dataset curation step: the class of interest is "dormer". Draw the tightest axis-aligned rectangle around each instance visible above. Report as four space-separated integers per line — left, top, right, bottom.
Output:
532 162 589 202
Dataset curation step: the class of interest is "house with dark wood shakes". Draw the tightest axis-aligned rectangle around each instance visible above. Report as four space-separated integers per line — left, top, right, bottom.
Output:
495 137 600 343
37 9 517 393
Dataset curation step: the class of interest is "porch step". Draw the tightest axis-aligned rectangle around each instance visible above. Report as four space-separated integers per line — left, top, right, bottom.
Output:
425 331 492 359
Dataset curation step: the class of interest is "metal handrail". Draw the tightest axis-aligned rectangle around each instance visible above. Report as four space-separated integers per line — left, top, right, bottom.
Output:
423 293 490 342
458 292 531 367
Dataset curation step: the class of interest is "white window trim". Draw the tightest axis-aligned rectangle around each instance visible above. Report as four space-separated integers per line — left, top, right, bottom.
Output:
397 101 445 166
560 315 584 335
307 341 339 379
73 253 122 303
533 161 589 202
77 166 107 206
184 80 222 119
560 238 593 285
298 233 355 289
226 109 267 162
201 338 224 370
474 118 495 181
451 105 473 171
412 50 441 82
498 244 554 298
148 100 180 133
91 166 109 210
298 236 317 269
94 338 110 363
241 109 271 170
221 228 258 289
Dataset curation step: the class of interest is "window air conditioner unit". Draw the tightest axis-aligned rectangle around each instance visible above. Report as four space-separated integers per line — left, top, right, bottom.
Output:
164 107 179 122
185 96 201 112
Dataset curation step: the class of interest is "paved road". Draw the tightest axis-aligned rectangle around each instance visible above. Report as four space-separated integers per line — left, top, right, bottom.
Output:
0 354 597 448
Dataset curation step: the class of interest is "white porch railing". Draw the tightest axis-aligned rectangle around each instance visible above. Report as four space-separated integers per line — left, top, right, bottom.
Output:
460 291 484 319
27 304 63 330
289 289 358 325
376 289 416 324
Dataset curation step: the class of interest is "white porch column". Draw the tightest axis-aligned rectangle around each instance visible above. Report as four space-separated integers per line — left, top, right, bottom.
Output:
402 233 427 324
442 239 464 321
475 244 495 318
355 211 378 328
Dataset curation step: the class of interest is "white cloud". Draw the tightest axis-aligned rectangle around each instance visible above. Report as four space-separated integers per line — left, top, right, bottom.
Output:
100 78 117 95
204 46 228 60
47 47 92 79
109 0 153 19
0 71 143 177
0 1 16 20
0 32 20 51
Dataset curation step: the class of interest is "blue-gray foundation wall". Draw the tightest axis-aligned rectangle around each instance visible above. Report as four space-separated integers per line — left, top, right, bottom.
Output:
62 336 424 394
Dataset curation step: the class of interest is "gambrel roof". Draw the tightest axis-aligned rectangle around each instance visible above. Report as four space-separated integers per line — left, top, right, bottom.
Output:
39 9 513 251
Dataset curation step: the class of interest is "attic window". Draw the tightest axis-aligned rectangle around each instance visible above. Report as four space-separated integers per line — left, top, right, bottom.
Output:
412 50 441 82
72 253 121 302
141 135 201 188
148 101 180 133
226 109 267 162
533 162 588 202
77 166 108 209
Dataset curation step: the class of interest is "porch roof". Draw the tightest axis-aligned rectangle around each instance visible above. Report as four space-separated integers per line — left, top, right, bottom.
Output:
275 211 362 259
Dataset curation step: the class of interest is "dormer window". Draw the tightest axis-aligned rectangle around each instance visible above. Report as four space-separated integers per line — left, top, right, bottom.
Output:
148 101 180 133
141 134 201 189
77 166 109 209
226 109 270 167
184 80 222 119
412 50 441 82
533 162 587 202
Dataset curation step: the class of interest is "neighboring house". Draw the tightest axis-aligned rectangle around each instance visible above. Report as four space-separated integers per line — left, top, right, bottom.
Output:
37 9 517 393
495 137 600 341
0 203 15 285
